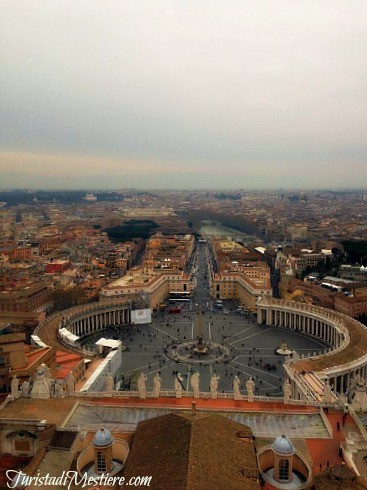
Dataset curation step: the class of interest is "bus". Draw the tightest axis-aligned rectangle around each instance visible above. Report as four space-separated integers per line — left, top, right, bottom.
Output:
169 291 191 303
169 306 182 314
215 300 223 311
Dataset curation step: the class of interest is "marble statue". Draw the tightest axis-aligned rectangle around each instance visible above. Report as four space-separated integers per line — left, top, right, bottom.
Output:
339 393 348 406
54 379 65 398
174 373 184 398
152 373 162 398
283 379 292 402
40 363 52 387
349 375 365 397
31 365 52 399
11 376 20 399
233 375 241 400
20 379 30 398
190 371 200 399
50 380 56 398
65 372 75 393
323 379 333 403
105 372 114 392
350 375 367 411
210 373 220 399
246 376 255 402
280 340 289 351
137 372 147 399
292 351 300 361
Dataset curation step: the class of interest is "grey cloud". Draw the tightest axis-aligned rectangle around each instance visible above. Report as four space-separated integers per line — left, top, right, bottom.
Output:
1 0 367 188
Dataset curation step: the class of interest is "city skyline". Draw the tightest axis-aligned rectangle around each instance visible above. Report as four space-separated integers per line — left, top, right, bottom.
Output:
1 1 367 189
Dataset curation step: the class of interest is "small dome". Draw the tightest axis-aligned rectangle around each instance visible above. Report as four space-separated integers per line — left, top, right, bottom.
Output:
93 427 113 447
272 435 295 456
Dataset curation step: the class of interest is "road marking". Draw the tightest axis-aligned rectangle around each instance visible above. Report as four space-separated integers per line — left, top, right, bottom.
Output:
226 324 258 341
149 325 178 340
231 359 281 381
120 361 160 376
149 361 176 376
235 352 280 359
229 328 273 345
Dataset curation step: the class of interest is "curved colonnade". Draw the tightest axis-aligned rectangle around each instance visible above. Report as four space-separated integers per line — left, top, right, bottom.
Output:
61 301 131 338
257 298 367 401
35 297 367 403
34 300 132 356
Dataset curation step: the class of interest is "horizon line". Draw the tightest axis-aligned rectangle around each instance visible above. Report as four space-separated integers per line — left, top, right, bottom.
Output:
1 187 367 193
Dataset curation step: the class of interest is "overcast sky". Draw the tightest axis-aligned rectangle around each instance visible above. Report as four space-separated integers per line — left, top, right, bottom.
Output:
1 1 367 189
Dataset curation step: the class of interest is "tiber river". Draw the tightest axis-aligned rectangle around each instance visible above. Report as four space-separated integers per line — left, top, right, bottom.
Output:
199 220 256 243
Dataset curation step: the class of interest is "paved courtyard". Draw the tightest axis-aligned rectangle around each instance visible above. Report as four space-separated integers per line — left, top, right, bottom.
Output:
82 243 329 396
88 311 329 396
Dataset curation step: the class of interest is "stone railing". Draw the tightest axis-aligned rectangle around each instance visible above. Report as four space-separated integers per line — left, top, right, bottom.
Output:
68 390 323 408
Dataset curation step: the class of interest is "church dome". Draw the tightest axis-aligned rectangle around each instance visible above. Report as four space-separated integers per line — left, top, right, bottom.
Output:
93 427 113 447
272 435 295 456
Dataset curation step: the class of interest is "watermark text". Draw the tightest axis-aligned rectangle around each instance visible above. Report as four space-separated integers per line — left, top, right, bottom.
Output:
6 470 152 489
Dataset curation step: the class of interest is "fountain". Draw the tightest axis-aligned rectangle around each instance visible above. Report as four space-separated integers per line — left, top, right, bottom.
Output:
276 340 293 356
166 303 235 365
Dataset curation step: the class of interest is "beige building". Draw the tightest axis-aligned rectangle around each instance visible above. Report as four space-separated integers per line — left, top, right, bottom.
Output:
145 234 195 271
100 234 194 309
100 266 192 310
0 281 52 314
212 265 272 311
210 238 272 310
295 253 327 272
0 332 54 391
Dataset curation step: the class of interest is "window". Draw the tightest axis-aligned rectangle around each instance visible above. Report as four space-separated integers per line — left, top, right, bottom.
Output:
279 459 289 481
96 451 107 474
14 440 30 453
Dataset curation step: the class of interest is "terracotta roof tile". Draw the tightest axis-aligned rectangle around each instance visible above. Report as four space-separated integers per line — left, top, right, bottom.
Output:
123 412 260 490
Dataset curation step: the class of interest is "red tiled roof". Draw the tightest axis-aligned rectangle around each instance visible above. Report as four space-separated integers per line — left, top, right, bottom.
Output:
124 413 260 490
55 351 82 363
12 346 52 374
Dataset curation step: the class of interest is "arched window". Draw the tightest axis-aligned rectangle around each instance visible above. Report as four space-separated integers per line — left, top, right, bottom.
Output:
96 451 107 474
279 459 290 481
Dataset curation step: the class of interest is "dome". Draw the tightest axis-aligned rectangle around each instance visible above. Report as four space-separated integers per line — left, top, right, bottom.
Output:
93 427 113 447
272 435 295 456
